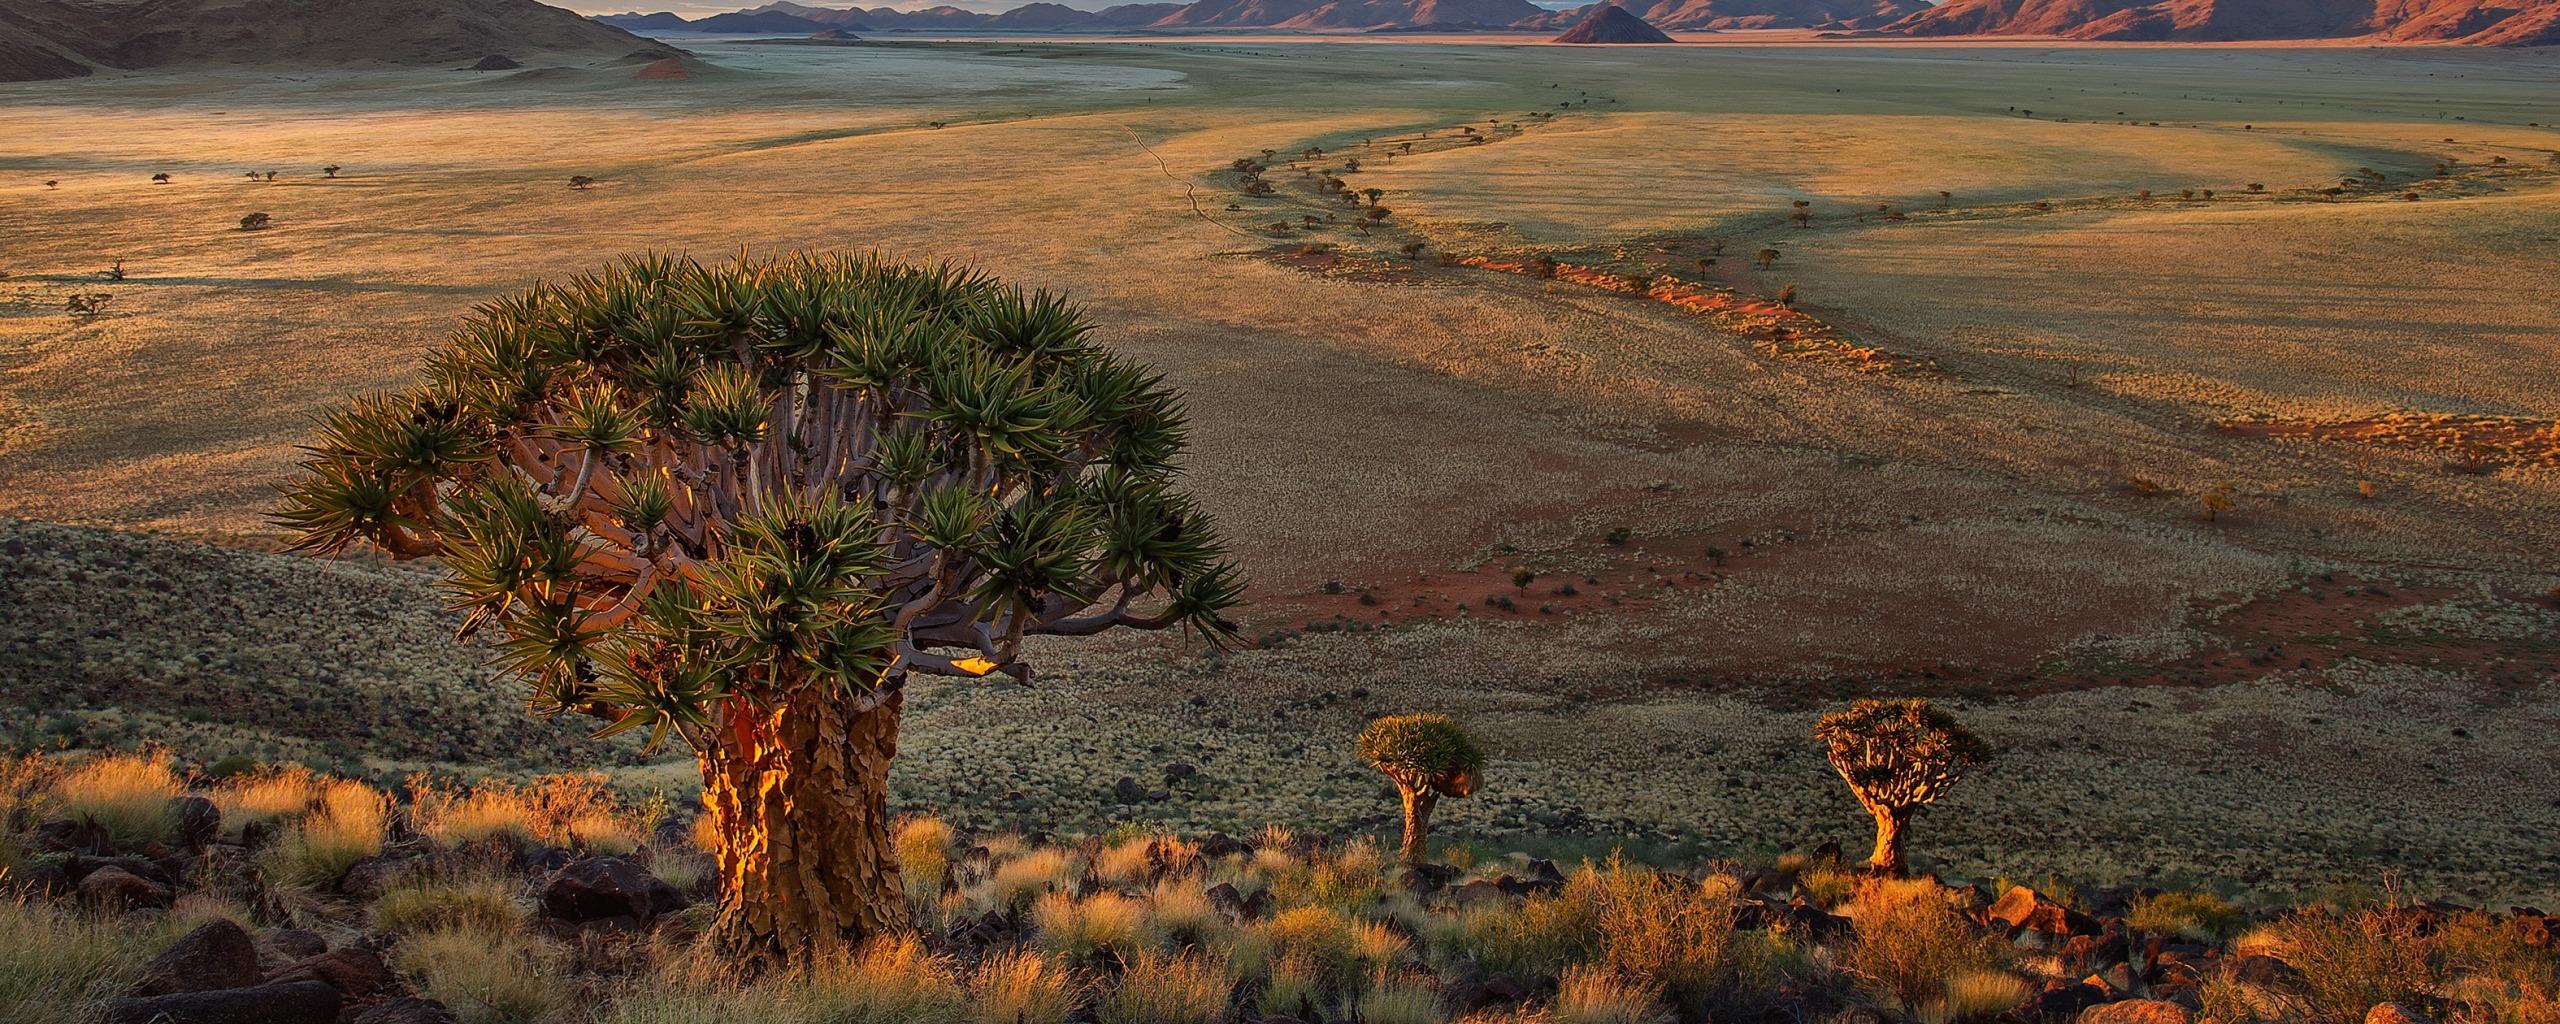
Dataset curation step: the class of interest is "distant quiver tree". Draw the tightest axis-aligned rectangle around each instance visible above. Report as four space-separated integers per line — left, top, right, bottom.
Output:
1813 697 1992 877
1358 714 1485 864
274 251 1242 957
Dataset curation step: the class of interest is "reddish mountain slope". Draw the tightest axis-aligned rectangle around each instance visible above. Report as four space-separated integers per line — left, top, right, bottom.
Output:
1552 3 1678 38
2 0 655 81
1882 0 2560 44
1521 0 1926 30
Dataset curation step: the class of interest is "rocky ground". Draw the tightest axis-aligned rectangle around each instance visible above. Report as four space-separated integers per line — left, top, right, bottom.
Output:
6 517 2556 908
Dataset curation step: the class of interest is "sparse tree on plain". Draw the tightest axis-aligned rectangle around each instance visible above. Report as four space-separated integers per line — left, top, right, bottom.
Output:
1814 697 1992 877
324 165 341 178
569 175 596 190
239 212 272 231
1359 714 1486 864
1755 248 1780 269
1777 283 1796 308
274 251 1241 959
1510 566 1536 594
151 173 170 184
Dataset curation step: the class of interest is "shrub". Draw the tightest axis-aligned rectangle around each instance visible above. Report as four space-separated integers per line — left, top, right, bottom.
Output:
409 773 634 853
1262 952 1326 1018
374 870 520 934
239 212 271 231
258 778 386 889
803 935 969 1024
898 816 952 917
1586 860 1737 1004
1101 954 1227 1024
974 949 1077 1024
399 926 569 1024
47 752 181 846
1267 905 1365 984
1034 891 1148 964
0 897 155 1024
1843 878 2015 1011
1148 881 1228 951
1456 887 1602 983
2128 891 2248 942
1554 964 1672 1024
989 848 1074 909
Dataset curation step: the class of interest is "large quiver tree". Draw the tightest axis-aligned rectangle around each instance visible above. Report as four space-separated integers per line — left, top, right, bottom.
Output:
1813 697 1991 878
1357 714 1485 864
275 251 1240 958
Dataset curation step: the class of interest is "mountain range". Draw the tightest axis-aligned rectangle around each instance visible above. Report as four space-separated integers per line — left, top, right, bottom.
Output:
2 0 659 82
599 0 2560 41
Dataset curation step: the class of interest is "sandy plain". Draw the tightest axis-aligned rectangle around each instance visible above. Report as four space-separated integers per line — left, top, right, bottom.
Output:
1 39 2556 902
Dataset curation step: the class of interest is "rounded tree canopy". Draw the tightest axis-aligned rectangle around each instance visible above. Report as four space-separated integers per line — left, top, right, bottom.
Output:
1359 714 1486 795
273 250 1242 749
1813 697 1993 808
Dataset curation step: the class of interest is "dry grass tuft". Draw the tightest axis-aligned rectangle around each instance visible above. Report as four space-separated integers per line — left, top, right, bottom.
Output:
210 764 326 830
1101 953 1228 1024
47 751 181 845
257 776 386 889
408 772 637 854
1034 890 1149 963
1553 964 1673 1024
973 948 1079 1024
374 869 521 934
399 925 570 1024
1843 878 2015 1011
0 896 154 1024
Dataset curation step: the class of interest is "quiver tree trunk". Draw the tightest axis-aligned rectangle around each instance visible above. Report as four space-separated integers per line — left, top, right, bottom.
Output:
700 689 907 958
1862 800 1911 878
1396 784 1439 865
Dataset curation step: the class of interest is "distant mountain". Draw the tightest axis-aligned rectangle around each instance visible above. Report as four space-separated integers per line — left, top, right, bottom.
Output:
2 0 661 82
1520 0 1924 30
688 8 833 30
1552 3 1677 39
1274 0 1545 30
594 10 693 29
1880 0 2560 44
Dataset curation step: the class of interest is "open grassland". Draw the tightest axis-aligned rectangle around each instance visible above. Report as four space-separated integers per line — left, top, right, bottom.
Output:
2 42 2557 902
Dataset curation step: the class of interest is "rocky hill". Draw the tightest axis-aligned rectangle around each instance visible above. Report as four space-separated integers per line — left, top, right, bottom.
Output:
1880 0 2560 45
1552 3 1678 40
0 0 661 82
1523 0 1923 30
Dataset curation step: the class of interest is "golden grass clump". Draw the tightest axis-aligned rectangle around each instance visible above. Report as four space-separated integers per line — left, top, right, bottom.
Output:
408 772 637 854
2262 908 2560 1024
1584 860 1737 1005
989 848 1074 910
1455 887 1603 983
374 869 522 934
399 926 570 1024
1267 904 1366 984
1101 953 1228 1024
803 935 970 1024
1360 974 1447 1024
973 949 1079 1024
0 896 155 1022
1843 879 2016 1012
1266 838 1386 912
1261 952 1326 1019
1553 964 1673 1024
2128 890 2249 943
210 764 326 830
1934 971 2031 1023
1034 890 1149 963
1148 879 1229 951
899 816 952 919
46 751 181 845
257 776 387 889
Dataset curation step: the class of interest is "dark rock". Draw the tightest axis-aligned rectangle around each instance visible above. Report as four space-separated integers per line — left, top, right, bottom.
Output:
2080 883 2160 918
467 54 522 71
270 928 329 960
1113 777 1144 803
2061 931 2130 973
1205 882 1250 923
171 797 221 850
70 854 169 885
2366 1005 2431 1024
1524 859 1566 888
1779 897 1854 942
354 998 459 1024
2005 981 2105 1021
338 856 417 901
1742 869 1792 893
1810 839 1844 862
1146 788 1171 802
1394 862 1455 895
104 979 340 1024
540 857 687 923
1986 885 2101 938
10 859 70 896
1162 763 1197 785
265 946 388 997
1451 878 1512 905
1482 972 1529 1002
35 817 115 855
134 918 262 996
80 865 171 910
1196 834 1251 859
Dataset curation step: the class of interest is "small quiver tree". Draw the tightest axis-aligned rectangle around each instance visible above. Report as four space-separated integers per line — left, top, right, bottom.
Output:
1813 698 1991 878
1358 714 1485 864
274 251 1242 959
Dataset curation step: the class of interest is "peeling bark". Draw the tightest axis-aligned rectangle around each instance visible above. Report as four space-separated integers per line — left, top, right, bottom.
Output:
700 688 907 958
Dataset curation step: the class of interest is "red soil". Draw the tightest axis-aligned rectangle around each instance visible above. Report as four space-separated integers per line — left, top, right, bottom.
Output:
1453 256 1939 374
635 57 688 80
2221 413 2560 471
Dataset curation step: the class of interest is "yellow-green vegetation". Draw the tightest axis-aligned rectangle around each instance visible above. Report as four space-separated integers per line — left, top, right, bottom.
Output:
374 869 522 934
44 752 181 846
1842 878 2017 1015
256 774 387 889
399 925 572 1024
0 897 155 1024
972 949 1079 1024
1101 953 1228 1024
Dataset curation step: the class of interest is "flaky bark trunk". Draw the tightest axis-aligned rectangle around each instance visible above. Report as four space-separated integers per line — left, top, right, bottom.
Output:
1397 785 1439 865
1863 801 1911 878
699 688 906 960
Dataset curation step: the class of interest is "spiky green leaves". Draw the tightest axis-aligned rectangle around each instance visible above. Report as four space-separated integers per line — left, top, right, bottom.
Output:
1813 698 1992 811
273 249 1241 756
1360 715 1487 797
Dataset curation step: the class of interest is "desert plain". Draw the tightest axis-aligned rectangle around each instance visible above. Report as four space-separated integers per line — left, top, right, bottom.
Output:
2 38 2558 905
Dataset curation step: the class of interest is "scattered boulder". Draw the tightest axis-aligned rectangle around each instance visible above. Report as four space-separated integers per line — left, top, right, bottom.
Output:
80 865 171 911
170 797 221 849
2080 1000 2195 1024
2234 953 2301 986
104 979 340 1024
1523 859 1566 889
37 817 115 855
540 857 687 923
2006 981 2105 1021
270 928 329 960
1203 881 1267 922
338 855 418 901
134 918 262 997
354 998 459 1024
265 946 389 998
1987 885 2102 938
1393 862 1456 895
2367 1004 2431 1024
1113 777 1146 804
1162 762 1197 786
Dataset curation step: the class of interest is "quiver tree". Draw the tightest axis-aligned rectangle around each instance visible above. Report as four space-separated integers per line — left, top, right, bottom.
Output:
274 251 1242 958
1813 697 1991 877
1358 714 1485 864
